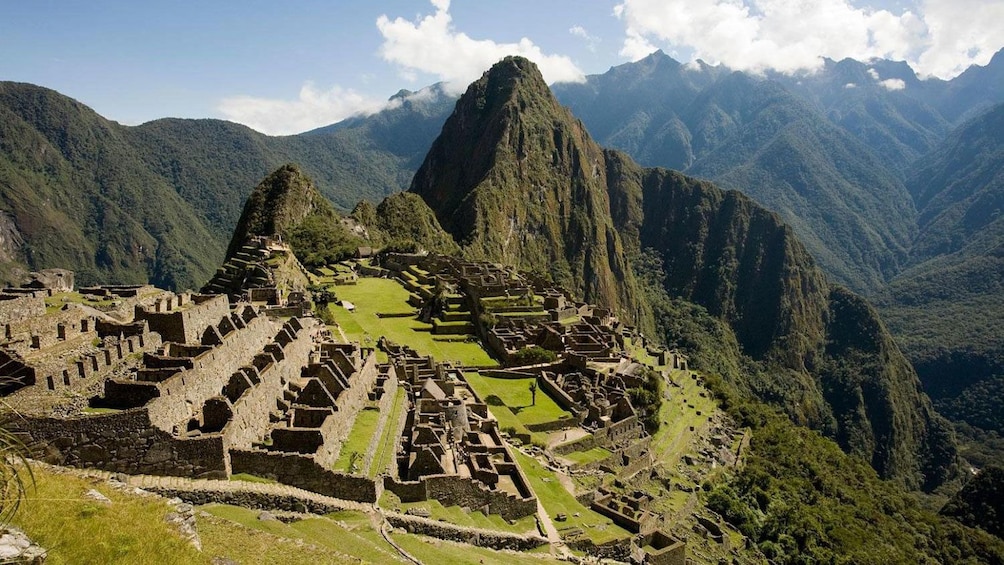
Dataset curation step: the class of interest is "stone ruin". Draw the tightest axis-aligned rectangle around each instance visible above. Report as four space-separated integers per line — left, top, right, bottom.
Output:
6 281 379 501
381 342 538 521
0 256 694 559
202 236 312 317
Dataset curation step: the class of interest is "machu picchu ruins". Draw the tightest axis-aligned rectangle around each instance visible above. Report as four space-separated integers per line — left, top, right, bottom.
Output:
0 231 751 564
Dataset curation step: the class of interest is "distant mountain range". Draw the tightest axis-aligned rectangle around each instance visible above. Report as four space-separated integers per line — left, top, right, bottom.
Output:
0 49 1001 461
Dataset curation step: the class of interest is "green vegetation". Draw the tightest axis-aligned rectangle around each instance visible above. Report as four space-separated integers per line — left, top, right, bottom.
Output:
389 497 537 535
333 407 381 473
13 467 205 564
0 82 224 289
203 502 558 564
201 504 401 563
351 192 459 255
0 81 455 289
389 532 560 565
696 372 1004 564
229 473 275 484
369 385 406 478
326 278 496 366
463 372 570 427
559 446 611 466
512 450 630 545
941 466 1004 539
410 56 645 322
627 367 663 433
509 345 557 366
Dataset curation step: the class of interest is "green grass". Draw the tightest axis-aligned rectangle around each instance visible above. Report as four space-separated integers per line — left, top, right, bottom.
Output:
202 504 402 563
327 278 497 366
649 369 717 468
512 451 630 545
199 511 345 564
229 473 276 484
13 466 207 565
82 407 123 415
333 407 381 473
45 291 117 314
393 498 538 535
369 385 407 478
559 446 612 466
390 532 562 565
463 372 570 426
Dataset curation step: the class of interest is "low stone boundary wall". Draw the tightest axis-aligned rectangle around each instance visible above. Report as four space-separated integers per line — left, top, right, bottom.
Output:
385 512 547 552
230 449 378 503
566 536 633 561
384 474 536 522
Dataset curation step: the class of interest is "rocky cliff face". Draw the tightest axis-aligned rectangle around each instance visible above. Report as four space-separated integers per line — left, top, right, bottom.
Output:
412 56 959 489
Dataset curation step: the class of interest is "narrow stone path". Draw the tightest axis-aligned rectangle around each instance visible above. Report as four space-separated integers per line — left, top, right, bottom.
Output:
374 507 422 564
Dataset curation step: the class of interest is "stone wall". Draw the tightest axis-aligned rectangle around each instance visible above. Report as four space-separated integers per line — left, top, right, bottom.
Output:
385 474 536 522
0 294 44 326
319 349 379 466
358 366 400 475
3 302 97 357
145 314 275 431
44 331 160 393
229 449 377 503
224 319 317 450
636 531 686 565
10 408 227 478
148 485 354 515
135 294 230 344
385 513 547 551
567 536 633 561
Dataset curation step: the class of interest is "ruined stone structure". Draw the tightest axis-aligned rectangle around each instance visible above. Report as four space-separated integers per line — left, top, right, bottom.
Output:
1 255 689 560
381 344 537 521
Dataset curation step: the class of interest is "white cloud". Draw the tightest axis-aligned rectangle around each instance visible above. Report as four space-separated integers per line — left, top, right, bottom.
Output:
570 25 601 52
376 0 585 93
916 0 1004 77
844 82 857 88
867 68 907 90
614 0 1003 79
218 82 390 136
880 78 907 90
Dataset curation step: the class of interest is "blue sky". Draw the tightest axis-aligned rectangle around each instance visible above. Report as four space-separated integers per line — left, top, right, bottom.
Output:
2 0 1001 134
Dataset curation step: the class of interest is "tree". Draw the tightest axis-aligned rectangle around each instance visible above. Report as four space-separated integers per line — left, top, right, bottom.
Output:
529 381 538 406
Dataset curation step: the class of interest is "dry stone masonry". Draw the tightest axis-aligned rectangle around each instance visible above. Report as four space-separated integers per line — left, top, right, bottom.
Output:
1 253 693 561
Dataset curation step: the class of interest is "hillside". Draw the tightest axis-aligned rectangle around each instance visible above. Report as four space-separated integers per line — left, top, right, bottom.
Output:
0 81 452 289
941 466 1004 539
556 52 920 293
878 103 1004 437
411 56 958 490
0 82 222 290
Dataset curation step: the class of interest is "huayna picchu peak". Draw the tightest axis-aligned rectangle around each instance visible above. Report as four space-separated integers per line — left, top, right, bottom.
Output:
411 56 644 327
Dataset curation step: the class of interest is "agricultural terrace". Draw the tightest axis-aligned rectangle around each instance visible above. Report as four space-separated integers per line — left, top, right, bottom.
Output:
513 450 632 545
323 277 496 367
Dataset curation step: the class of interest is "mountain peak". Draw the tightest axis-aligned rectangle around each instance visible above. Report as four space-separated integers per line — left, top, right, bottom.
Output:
224 163 336 259
410 56 642 320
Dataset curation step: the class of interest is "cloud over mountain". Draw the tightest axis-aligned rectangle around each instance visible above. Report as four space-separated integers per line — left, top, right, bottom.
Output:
376 0 585 92
614 0 1003 79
